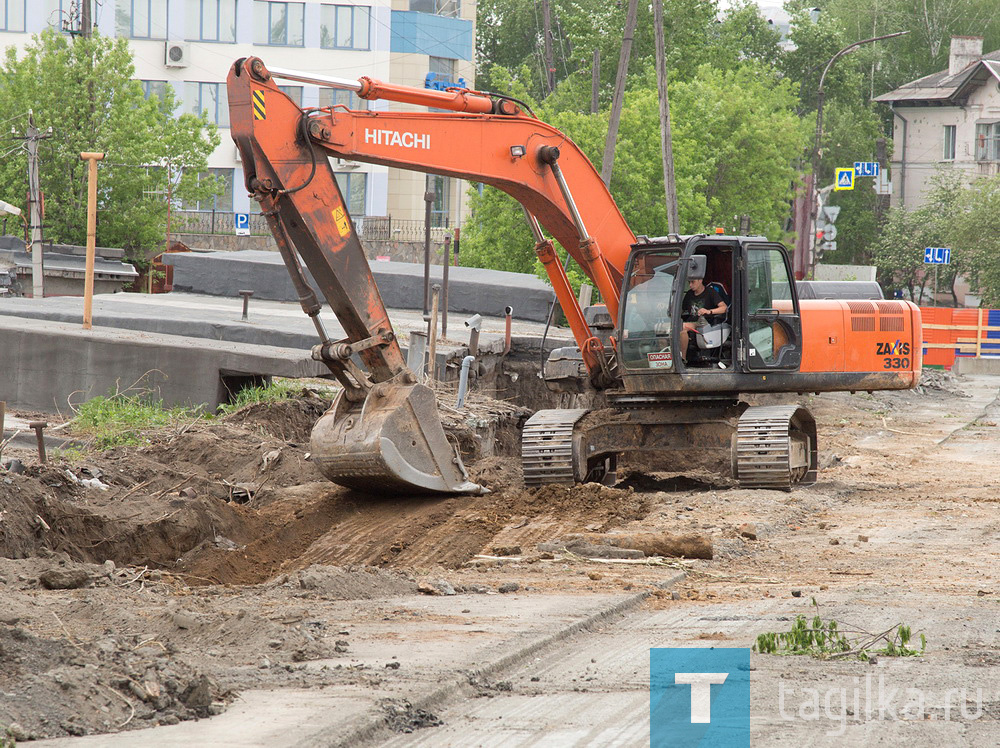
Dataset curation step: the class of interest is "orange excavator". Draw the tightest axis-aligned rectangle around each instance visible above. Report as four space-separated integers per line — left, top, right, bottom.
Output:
226 57 921 494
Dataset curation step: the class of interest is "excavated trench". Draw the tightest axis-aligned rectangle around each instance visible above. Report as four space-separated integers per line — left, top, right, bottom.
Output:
1 359 658 586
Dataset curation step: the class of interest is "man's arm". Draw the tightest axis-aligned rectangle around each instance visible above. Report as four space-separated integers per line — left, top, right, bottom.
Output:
696 289 727 317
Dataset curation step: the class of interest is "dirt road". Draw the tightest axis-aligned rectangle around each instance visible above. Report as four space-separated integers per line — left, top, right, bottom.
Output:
2 372 999 746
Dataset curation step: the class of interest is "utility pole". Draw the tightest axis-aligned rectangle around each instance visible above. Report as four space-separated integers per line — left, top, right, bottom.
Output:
20 112 52 299
874 137 889 227
652 0 679 233
600 0 638 187
590 49 600 114
541 0 556 95
80 0 92 37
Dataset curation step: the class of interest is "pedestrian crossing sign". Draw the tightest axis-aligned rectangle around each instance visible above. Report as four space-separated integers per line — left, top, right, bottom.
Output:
834 168 855 191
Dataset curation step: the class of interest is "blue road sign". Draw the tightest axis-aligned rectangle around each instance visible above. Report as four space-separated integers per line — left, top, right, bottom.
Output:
854 161 880 177
834 168 855 191
234 212 250 236
923 247 951 265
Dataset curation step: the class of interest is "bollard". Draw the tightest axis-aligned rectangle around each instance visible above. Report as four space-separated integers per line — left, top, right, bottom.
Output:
29 421 47 464
504 306 513 355
456 355 475 408
239 289 254 322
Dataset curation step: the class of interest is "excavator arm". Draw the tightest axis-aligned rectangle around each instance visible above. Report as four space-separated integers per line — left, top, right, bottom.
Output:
228 57 635 378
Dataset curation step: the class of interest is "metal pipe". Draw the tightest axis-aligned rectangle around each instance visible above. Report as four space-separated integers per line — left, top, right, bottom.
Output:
423 190 434 316
504 306 513 355
441 235 451 339
427 284 441 380
29 421 47 464
80 152 103 329
465 314 482 357
456 355 475 408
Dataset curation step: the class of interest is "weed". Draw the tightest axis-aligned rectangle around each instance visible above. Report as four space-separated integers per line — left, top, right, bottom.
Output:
216 379 316 416
753 599 926 661
71 392 203 449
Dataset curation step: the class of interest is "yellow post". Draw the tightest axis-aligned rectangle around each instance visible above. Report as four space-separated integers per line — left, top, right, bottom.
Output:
80 152 104 329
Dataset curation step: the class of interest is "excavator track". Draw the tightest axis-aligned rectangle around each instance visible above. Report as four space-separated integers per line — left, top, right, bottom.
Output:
521 409 589 486
734 405 817 490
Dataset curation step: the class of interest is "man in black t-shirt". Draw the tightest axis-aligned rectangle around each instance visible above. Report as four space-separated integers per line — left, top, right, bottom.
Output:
681 274 727 362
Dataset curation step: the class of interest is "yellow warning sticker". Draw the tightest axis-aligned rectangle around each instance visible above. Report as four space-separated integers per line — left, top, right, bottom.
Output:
252 90 266 120
333 207 351 238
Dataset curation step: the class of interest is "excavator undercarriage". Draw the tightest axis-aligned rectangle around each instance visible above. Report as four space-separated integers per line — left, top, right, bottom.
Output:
523 401 817 491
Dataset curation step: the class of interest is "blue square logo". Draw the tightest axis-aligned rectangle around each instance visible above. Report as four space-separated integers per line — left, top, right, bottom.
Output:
650 648 751 747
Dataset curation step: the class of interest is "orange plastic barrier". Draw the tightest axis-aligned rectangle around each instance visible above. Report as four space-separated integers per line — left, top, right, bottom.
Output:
920 307 1000 369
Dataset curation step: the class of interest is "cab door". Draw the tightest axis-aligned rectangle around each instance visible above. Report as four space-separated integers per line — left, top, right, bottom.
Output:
741 243 802 371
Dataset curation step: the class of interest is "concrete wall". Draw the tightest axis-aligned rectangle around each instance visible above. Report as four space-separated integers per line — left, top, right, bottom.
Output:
164 250 555 322
0 316 329 413
171 233 452 265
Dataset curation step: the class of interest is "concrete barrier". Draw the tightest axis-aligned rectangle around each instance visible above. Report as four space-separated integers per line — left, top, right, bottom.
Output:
0 315 330 413
163 251 556 323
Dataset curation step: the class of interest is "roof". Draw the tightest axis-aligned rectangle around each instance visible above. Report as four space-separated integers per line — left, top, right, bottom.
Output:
874 50 1000 106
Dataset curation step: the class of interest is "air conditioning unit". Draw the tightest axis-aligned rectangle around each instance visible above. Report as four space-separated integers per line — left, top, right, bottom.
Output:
164 42 190 68
334 158 360 170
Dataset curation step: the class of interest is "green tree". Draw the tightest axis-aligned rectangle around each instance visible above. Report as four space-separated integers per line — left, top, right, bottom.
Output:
872 171 964 302
461 62 807 276
0 30 219 269
949 175 1000 307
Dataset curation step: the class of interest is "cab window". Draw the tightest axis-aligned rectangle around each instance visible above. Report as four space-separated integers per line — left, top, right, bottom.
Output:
620 250 680 370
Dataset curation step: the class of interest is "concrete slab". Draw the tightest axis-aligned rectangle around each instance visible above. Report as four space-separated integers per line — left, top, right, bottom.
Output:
0 292 547 354
28 592 646 748
163 250 556 322
0 315 330 413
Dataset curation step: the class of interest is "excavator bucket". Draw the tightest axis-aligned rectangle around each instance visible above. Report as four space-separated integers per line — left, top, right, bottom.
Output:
310 383 483 495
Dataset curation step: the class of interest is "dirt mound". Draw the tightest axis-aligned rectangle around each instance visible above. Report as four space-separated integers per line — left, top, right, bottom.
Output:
0 562 228 740
221 391 332 442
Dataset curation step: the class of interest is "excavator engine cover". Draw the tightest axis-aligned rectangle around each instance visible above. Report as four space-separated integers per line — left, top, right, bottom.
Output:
310 383 483 495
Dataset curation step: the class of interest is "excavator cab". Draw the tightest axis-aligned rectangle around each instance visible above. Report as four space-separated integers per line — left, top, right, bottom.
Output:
615 236 804 393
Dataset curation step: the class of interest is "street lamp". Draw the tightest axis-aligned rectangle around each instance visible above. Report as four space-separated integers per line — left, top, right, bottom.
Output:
803 30 909 278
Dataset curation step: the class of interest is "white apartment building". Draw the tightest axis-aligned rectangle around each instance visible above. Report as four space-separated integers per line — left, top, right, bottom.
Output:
875 36 1000 210
0 0 475 226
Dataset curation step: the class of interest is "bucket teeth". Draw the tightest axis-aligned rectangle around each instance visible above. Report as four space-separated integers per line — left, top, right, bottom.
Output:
310 384 484 495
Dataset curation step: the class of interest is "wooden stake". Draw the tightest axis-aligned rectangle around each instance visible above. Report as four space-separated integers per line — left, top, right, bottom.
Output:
80 151 104 329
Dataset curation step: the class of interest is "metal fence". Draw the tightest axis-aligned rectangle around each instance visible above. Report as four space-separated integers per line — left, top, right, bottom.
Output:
174 211 453 242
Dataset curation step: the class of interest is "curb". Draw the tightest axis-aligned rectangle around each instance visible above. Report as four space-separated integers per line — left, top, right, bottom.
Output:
318 571 686 748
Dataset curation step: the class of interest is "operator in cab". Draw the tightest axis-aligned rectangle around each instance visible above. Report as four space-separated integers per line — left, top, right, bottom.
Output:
681 266 727 363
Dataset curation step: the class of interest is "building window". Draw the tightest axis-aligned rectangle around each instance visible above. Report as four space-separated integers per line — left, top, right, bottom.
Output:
185 168 235 211
319 87 368 110
115 0 169 39
1 0 26 31
185 82 229 127
254 0 304 46
427 174 450 227
409 0 458 18
320 4 370 49
141 80 171 101
186 0 237 42
975 122 1000 162
943 125 956 161
278 85 302 106
335 172 366 215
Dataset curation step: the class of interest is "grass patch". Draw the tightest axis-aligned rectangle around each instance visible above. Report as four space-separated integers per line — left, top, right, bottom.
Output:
216 379 313 416
72 393 203 449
